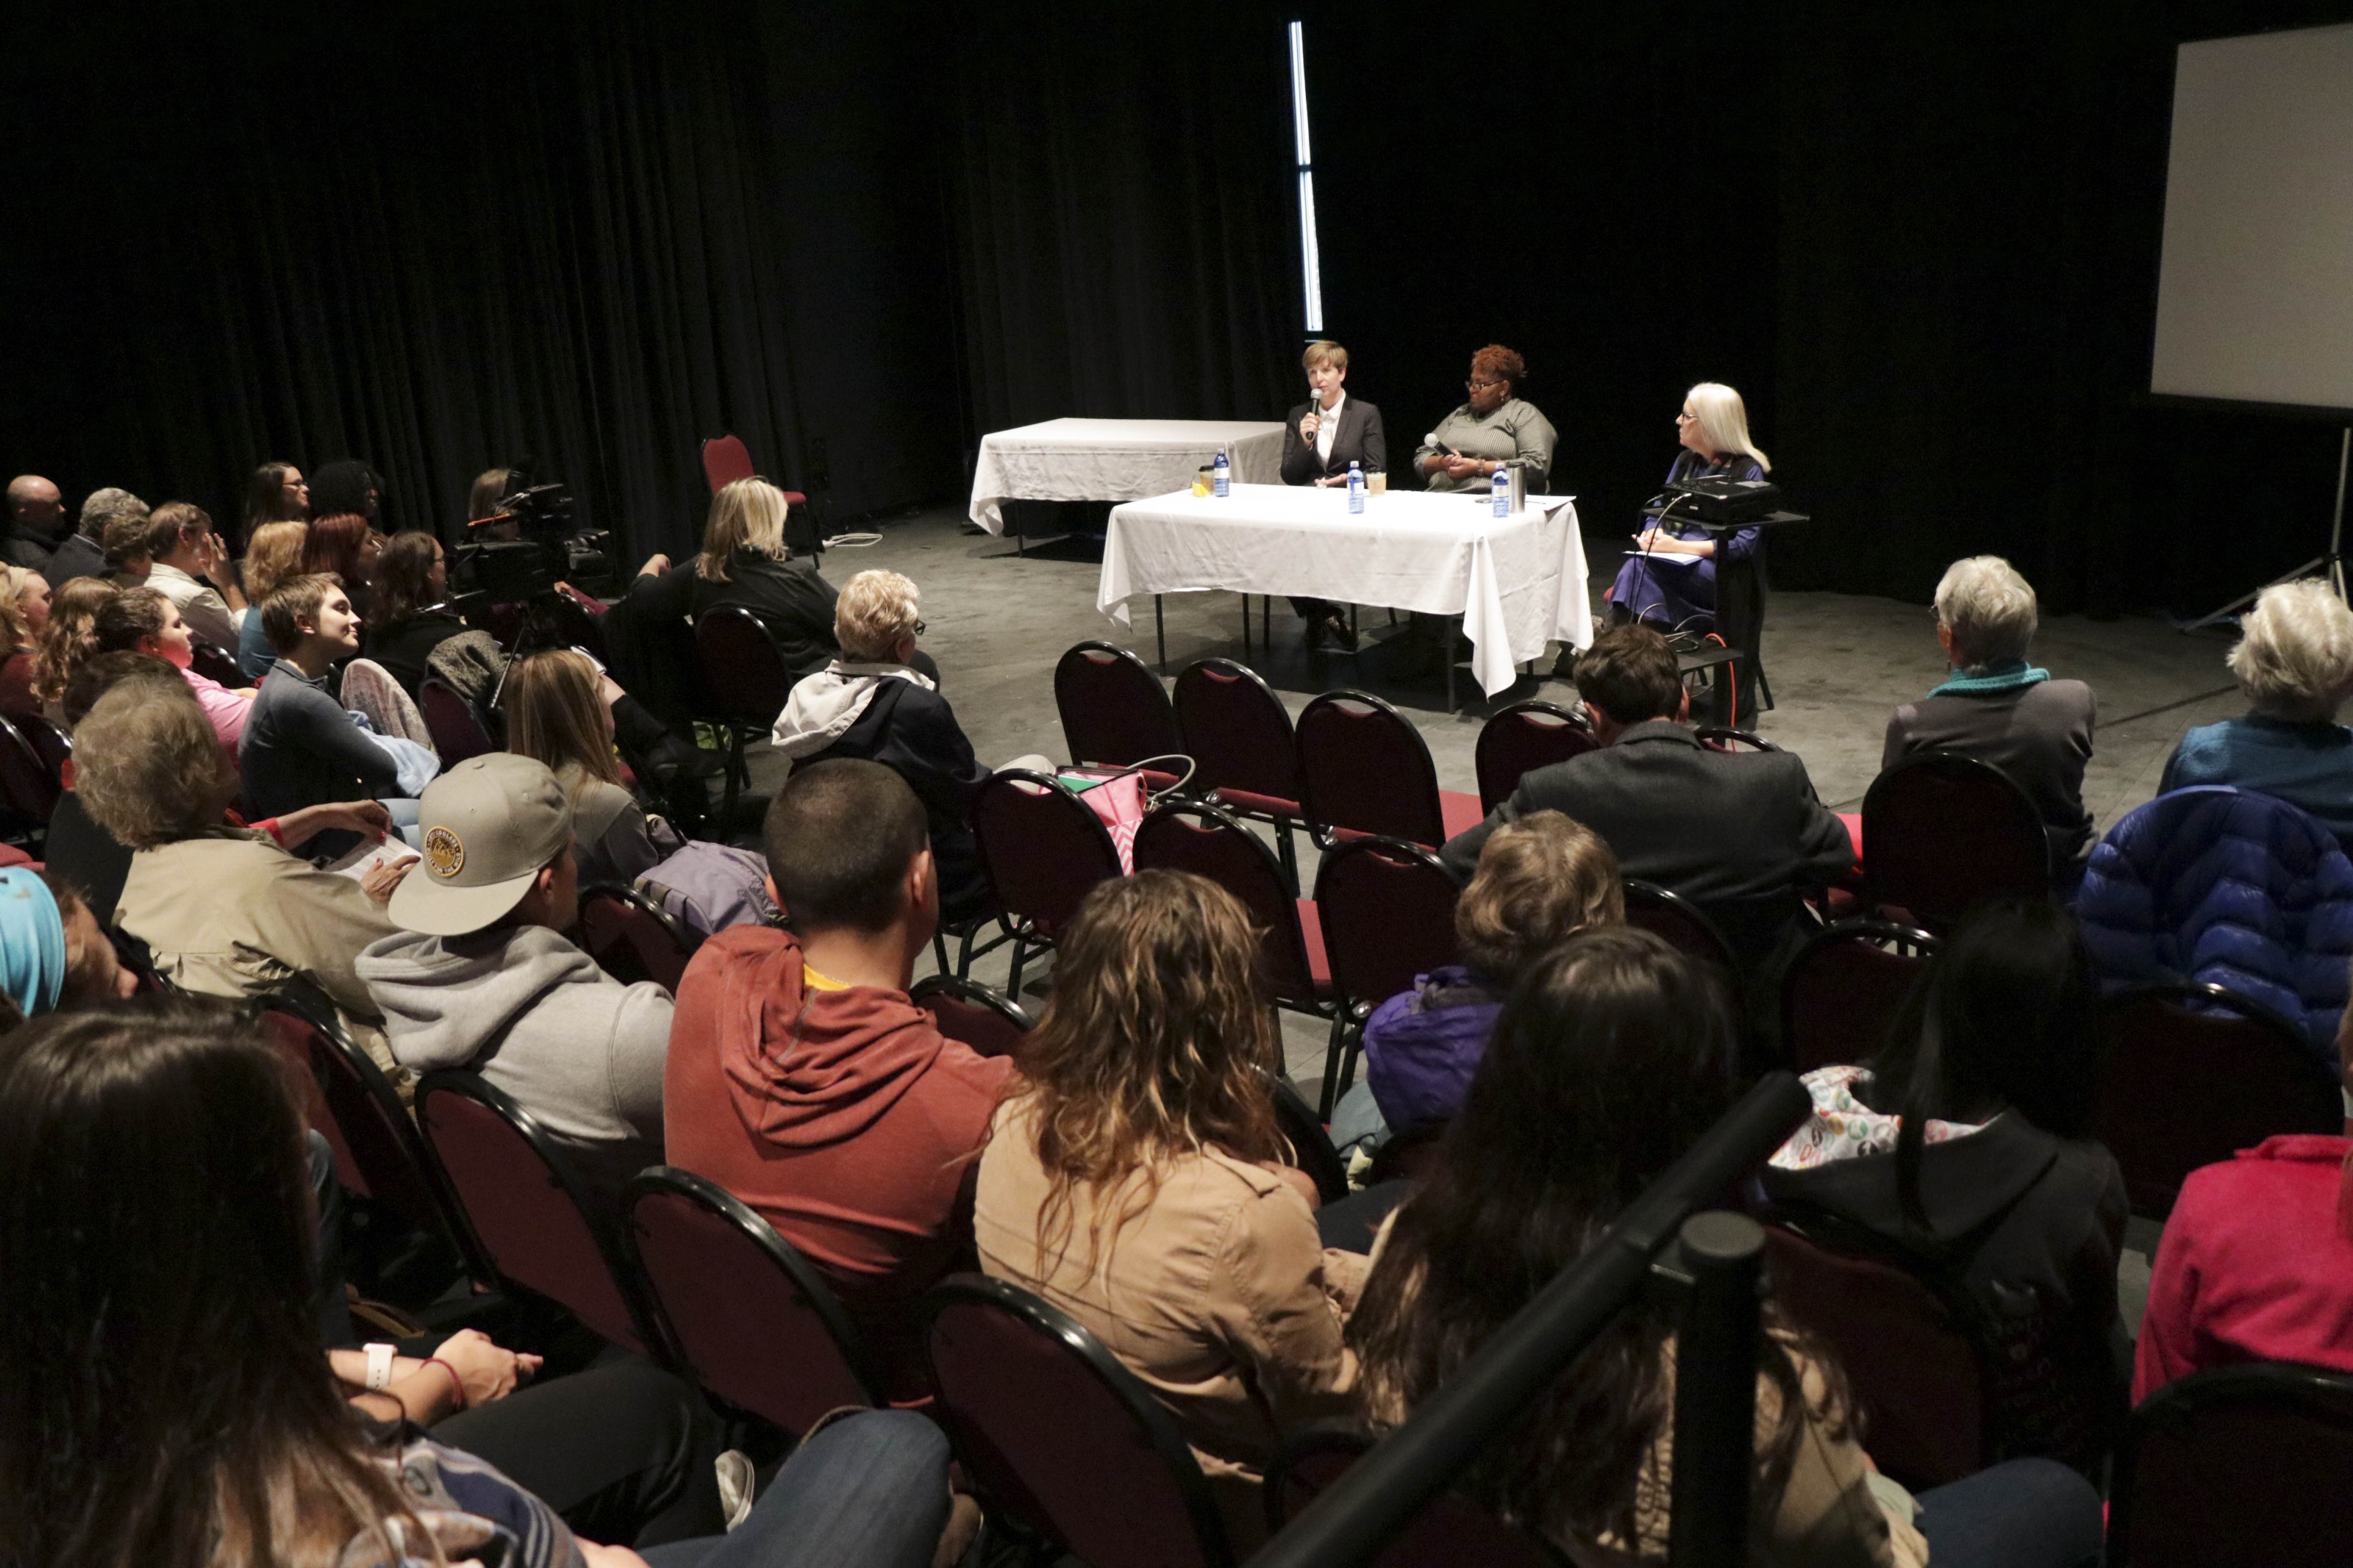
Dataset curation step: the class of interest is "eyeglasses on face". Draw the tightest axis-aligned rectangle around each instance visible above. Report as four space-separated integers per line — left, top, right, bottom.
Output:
1677 412 1699 424
1467 378 1505 391
912 619 927 637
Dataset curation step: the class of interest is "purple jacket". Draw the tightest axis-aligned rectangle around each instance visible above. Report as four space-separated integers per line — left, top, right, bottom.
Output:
1361 966 1508 1132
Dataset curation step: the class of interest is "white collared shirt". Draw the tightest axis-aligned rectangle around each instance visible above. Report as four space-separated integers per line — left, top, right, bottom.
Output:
1315 390 1347 464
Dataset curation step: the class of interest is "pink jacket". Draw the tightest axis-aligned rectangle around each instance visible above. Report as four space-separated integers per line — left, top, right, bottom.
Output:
184 666 252 749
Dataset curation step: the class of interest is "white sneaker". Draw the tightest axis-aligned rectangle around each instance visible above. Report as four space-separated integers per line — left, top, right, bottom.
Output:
715 1449 756 1531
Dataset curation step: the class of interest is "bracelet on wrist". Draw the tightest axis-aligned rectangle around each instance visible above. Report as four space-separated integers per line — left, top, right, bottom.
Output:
424 1356 467 1411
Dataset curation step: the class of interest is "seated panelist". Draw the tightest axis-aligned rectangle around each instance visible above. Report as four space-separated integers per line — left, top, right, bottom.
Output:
1607 382 1770 634
1282 339 1385 651
1410 343 1555 495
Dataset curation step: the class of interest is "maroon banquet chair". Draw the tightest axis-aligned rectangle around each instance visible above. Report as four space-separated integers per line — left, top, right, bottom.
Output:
910 973 1035 1061
1132 800 1332 1020
1265 1426 1560 1565
415 1069 665 1358
9 711 69 796
1268 1075 1349 1206
188 640 245 689
696 606 797 830
1762 1222 1990 1491
1474 698 1595 813
1861 751 2049 932
922 1275 1235 1568
1174 656 1307 887
578 884 704 992
417 679 494 765
2095 981 2340 1218
624 1167 880 1433
1779 918 1941 1073
1054 640 1184 789
0 714 59 840
2108 1363 2353 1568
971 769 1126 995
1313 835 1461 1115
1694 725 1782 753
1296 690 1484 850
699 434 808 510
1623 880 1745 1006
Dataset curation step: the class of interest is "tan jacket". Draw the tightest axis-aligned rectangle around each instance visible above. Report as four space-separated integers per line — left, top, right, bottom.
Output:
974 1096 1369 1550
117 831 400 1070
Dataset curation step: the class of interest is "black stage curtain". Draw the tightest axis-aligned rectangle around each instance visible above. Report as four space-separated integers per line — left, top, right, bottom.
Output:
0 0 963 558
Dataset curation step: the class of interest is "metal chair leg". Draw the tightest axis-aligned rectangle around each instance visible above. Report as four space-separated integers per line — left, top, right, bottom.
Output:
1274 820 1300 897
1317 1012 1352 1118
718 729 745 833
932 928 951 978
1006 935 1029 998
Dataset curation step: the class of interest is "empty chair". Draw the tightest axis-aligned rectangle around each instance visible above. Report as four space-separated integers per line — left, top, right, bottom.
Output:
1474 699 1595 813
910 973 1034 1061
1622 880 1743 1003
1133 801 1330 1017
700 433 758 493
414 1069 663 1356
695 606 797 828
2095 982 2340 1217
1763 1222 1988 1490
971 769 1125 995
922 1275 1234 1568
625 1167 879 1433
1296 690 1483 849
1174 657 1307 885
417 679 494 766
1862 751 2049 931
1264 1427 1560 1566
1054 640 1183 783
578 883 704 992
1779 918 1940 1073
1313 835 1461 1114
2108 1362 2353 1568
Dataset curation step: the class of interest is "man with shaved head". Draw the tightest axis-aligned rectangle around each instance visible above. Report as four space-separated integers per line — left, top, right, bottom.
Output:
5 476 64 572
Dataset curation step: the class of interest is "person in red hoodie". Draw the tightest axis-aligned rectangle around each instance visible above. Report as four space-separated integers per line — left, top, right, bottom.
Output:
665 757 1013 1393
2132 1006 2353 1402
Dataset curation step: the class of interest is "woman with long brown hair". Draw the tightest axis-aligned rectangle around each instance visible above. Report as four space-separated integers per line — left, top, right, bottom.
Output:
30 573 116 720
302 511 379 618
362 529 467 695
974 869 1362 1550
506 647 665 885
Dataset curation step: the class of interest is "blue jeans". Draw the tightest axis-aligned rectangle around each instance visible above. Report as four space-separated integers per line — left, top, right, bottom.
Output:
1915 1458 2104 1568
641 1411 951 1568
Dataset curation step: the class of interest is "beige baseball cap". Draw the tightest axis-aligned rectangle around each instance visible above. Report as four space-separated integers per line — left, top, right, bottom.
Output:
388 753 576 937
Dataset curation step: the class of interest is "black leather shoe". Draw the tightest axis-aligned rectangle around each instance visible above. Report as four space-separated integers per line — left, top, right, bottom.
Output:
1325 612 1359 651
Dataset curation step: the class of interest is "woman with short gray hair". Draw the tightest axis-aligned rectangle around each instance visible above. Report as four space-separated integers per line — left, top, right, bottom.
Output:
2163 577 2353 848
1885 555 2098 872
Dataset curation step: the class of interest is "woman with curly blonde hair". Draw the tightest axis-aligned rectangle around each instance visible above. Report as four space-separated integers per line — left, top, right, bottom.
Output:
30 576 117 720
974 869 1363 1550
0 565 48 715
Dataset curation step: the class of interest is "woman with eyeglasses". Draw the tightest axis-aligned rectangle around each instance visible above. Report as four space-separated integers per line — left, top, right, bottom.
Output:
1411 344 1556 495
1607 382 1771 634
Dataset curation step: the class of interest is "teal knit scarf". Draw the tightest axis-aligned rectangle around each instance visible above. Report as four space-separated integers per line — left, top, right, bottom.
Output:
1927 660 2050 698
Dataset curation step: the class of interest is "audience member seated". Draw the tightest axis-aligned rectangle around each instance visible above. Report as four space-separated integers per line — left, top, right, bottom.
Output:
771 569 993 922
93 586 257 748
138 500 249 652
363 529 468 696
2163 577 2353 850
4 474 64 570
1763 899 2127 1468
49 487 140 586
301 511 380 618
0 866 138 1028
246 458 311 533
0 564 46 715
243 573 422 857
610 478 838 736
40 652 185 923
976 869 1362 1550
507 649 668 887
308 458 385 527
101 507 155 583
0 1001 964 1568
2133 989 2353 1402
360 754 670 1211
238 519 309 681
1331 809 1621 1159
1443 623 1852 964
665 759 1010 1393
29 574 114 724
1885 556 2096 874
75 678 407 1065
1349 926 2105 1568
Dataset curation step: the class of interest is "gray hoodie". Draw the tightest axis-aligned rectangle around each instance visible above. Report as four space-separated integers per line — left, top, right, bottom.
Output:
356 923 671 1213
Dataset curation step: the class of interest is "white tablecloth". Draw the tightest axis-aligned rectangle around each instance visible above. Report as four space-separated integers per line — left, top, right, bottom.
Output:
968 418 1287 534
1097 484 1590 697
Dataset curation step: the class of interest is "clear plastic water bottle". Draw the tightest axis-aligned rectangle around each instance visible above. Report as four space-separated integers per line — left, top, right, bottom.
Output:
1213 448 1230 498
1347 462 1365 514
1491 463 1510 518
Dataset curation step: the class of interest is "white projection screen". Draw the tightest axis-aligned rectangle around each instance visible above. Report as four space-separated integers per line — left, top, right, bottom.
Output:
2150 22 2353 415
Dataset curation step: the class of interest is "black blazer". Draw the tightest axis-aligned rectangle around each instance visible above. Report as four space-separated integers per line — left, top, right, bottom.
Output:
1442 719 1852 931
1279 396 1386 485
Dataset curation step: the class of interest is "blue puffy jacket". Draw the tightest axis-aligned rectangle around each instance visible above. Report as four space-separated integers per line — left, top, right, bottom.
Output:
2074 786 2353 1064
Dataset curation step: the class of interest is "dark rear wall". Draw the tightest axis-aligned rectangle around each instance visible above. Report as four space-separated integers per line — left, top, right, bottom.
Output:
4 0 2351 612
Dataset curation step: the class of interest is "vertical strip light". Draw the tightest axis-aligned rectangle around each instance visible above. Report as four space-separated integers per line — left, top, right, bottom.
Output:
1288 20 1324 334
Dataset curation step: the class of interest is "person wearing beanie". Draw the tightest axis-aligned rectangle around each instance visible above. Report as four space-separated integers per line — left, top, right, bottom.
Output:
357 753 670 1214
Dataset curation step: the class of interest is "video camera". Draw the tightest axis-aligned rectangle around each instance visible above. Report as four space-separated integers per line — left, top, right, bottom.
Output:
456 472 615 601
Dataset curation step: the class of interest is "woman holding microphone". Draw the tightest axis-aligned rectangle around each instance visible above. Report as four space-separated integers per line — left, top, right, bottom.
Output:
1282 340 1385 651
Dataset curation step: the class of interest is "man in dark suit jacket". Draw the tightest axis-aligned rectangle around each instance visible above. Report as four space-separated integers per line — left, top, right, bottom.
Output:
1281 340 1385 650
1442 624 1852 966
